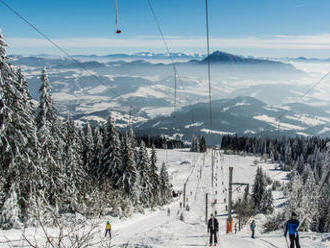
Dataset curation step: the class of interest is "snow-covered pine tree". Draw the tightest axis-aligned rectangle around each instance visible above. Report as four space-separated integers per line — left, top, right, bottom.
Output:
252 167 266 211
98 116 121 184
63 114 88 212
296 154 305 175
300 171 319 230
35 67 66 208
0 184 22 229
117 134 139 203
90 127 103 178
190 135 200 152
149 145 160 206
159 162 172 205
260 188 274 214
137 140 152 206
82 122 94 172
0 30 43 226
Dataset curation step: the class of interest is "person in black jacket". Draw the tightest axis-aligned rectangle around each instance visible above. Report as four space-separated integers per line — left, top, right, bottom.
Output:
207 213 219 246
284 212 301 248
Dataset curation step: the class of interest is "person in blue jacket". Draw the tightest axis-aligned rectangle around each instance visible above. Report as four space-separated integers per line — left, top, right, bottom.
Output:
250 220 256 239
284 212 301 248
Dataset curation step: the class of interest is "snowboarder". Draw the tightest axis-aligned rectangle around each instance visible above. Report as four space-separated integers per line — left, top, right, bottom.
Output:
105 221 112 239
250 220 256 239
207 213 219 246
284 212 301 248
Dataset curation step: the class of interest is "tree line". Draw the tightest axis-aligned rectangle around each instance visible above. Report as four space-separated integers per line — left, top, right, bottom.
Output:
222 135 330 232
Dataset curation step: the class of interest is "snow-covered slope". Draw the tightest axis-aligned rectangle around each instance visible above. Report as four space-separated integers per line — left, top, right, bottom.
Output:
1 149 328 247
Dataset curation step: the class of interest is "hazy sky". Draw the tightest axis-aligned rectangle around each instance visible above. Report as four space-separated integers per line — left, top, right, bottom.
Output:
2 0 330 57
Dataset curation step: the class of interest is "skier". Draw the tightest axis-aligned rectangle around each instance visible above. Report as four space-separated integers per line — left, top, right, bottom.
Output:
207 213 219 246
250 220 256 239
284 212 301 248
105 221 112 239
234 221 238 234
167 208 170 216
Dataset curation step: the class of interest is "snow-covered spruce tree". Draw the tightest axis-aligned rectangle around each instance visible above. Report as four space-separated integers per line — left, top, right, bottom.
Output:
159 162 172 205
284 173 304 221
82 122 94 172
89 126 103 178
296 154 305 175
98 116 121 184
63 114 88 212
260 188 274 215
190 135 200 152
117 134 139 203
0 29 42 227
137 140 152 207
300 171 319 230
36 68 66 208
149 145 160 206
0 184 22 229
252 167 266 211
36 67 64 142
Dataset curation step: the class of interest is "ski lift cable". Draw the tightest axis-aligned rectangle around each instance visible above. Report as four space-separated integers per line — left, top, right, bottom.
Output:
277 71 330 122
205 0 213 128
146 0 178 116
264 71 330 136
0 0 142 121
0 0 116 98
114 0 121 33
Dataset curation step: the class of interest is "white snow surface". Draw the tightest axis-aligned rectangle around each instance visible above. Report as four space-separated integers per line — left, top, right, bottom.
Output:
184 122 204 128
201 129 236 136
1 150 328 247
253 115 305 131
285 114 326 126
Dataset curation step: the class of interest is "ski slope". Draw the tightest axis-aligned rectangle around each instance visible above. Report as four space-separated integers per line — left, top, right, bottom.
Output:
1 149 329 247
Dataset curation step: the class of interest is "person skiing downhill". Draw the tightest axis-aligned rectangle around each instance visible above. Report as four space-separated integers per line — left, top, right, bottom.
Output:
105 221 112 239
207 213 219 246
284 212 301 248
250 220 256 239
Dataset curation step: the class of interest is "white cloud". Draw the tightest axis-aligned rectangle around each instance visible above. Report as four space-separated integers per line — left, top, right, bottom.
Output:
7 34 330 51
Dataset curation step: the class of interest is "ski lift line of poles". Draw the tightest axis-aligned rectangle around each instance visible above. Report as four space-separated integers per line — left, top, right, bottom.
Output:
0 0 146 124
205 0 213 128
146 0 178 117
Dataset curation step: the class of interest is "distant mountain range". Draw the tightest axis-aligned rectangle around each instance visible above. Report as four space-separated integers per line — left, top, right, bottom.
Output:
133 96 330 144
9 50 325 142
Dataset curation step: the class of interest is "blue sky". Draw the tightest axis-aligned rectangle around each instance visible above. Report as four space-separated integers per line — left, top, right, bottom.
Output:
2 0 330 57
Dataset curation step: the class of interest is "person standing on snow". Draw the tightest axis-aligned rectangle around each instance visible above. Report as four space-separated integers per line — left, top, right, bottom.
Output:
250 220 256 239
207 213 219 246
105 221 112 239
284 212 301 248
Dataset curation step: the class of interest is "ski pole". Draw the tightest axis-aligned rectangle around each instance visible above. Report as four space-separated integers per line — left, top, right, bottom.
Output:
285 236 289 248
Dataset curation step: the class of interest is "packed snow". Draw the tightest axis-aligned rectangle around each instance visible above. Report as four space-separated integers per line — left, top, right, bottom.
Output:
253 115 305 130
200 129 236 136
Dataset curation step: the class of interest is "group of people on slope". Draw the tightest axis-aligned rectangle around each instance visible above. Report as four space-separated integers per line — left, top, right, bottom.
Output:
105 211 301 248
207 212 301 248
